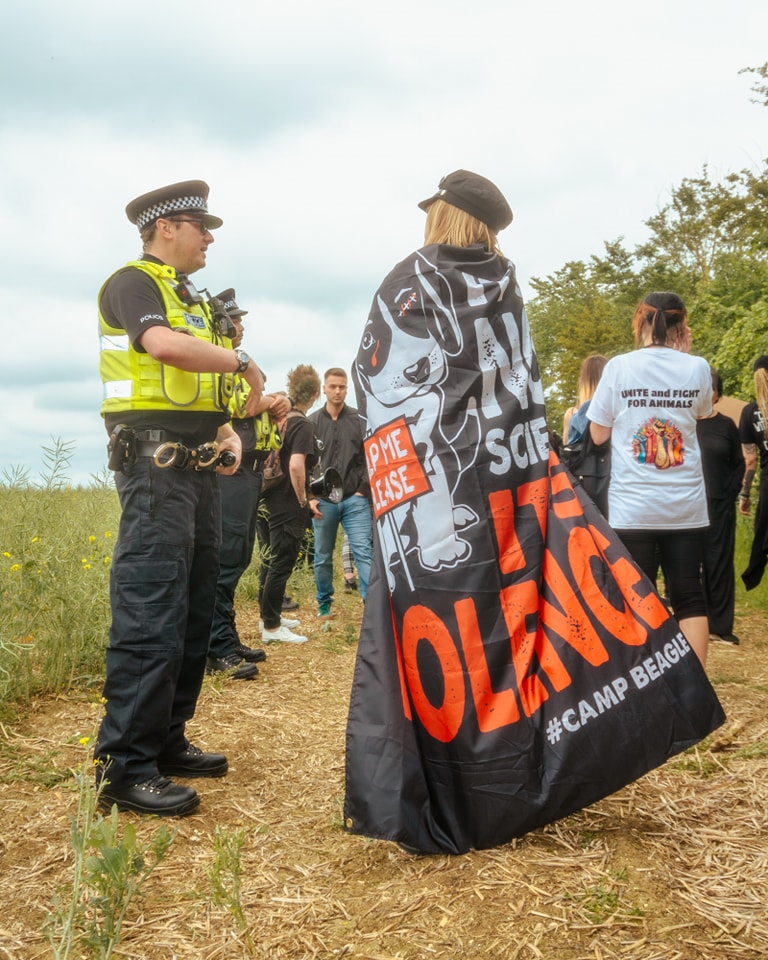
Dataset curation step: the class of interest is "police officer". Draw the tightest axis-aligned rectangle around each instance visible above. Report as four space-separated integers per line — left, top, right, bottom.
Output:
206 289 292 679
95 180 264 816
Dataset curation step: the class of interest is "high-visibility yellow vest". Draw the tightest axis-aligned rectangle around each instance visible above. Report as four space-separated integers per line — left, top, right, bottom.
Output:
228 381 282 453
99 259 233 415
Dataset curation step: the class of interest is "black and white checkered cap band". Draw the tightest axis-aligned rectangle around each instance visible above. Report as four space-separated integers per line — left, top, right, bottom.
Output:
136 195 208 230
223 298 238 312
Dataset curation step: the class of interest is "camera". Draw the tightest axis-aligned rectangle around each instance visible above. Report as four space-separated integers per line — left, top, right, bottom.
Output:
207 295 236 339
309 468 343 503
216 450 237 468
174 278 204 306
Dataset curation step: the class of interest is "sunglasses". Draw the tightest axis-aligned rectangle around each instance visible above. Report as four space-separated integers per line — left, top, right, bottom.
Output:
171 218 211 235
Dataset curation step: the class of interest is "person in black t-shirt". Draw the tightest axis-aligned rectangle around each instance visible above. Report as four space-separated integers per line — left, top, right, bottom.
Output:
697 369 744 644
259 365 321 644
739 356 768 591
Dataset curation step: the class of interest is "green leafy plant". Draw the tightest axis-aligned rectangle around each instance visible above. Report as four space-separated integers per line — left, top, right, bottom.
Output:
45 731 175 959
209 825 256 955
567 870 644 925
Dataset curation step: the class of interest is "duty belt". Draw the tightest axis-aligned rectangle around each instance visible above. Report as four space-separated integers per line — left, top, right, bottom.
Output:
132 430 222 470
108 426 235 473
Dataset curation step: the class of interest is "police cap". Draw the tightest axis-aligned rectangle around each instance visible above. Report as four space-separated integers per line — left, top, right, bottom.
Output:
216 288 248 318
125 179 223 231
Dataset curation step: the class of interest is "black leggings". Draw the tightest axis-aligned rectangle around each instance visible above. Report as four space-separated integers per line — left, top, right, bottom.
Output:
615 528 707 621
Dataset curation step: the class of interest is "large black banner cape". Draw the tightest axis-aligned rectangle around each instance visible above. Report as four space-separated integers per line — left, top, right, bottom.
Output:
345 242 725 855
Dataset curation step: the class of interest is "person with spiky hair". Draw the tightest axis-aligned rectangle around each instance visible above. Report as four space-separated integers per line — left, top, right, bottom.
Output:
258 364 321 644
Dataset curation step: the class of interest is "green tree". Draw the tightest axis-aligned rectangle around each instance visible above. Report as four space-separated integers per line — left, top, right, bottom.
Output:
529 64 768 412
740 61 768 108
527 251 635 431
714 299 768 396
529 159 768 409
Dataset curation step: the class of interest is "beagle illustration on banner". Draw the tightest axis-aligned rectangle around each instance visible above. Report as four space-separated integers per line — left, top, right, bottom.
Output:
355 252 541 591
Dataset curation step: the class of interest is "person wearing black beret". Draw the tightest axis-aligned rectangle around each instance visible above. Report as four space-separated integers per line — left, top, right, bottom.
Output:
94 180 265 816
416 168 513 232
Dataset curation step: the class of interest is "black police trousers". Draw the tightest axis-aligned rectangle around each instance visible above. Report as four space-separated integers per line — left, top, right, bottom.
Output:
95 458 221 788
208 461 263 659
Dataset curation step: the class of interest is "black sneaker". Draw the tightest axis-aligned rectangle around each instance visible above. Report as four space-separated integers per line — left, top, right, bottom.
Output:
99 775 200 816
206 653 259 680
282 595 300 611
715 633 741 645
235 643 267 663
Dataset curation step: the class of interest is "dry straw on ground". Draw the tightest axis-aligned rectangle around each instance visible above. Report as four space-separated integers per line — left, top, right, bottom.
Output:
0 591 766 960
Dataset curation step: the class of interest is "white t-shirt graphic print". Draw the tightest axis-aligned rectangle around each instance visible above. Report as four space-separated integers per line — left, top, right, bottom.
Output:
588 347 712 529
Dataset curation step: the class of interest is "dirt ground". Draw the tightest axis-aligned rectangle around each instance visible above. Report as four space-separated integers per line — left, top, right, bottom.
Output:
0 589 766 960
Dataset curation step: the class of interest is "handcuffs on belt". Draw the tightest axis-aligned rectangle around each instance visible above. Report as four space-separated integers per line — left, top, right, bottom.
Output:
108 426 237 473
153 441 236 471
153 440 217 470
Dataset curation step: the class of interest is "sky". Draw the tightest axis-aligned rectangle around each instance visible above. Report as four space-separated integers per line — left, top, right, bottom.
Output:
1 0 766 486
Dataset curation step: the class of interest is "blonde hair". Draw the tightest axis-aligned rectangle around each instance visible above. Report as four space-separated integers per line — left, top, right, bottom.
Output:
755 368 768 430
576 354 608 405
424 199 502 255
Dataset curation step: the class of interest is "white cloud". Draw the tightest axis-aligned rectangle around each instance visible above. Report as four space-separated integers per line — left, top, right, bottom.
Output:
1 0 767 483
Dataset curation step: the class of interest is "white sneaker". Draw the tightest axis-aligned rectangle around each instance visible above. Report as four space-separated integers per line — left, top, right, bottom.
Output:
262 625 308 644
259 617 301 633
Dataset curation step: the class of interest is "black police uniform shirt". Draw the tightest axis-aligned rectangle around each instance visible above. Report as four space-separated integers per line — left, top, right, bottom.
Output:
99 255 229 445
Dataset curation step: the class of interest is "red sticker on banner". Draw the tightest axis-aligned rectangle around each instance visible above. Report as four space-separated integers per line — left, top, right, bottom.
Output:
364 417 432 518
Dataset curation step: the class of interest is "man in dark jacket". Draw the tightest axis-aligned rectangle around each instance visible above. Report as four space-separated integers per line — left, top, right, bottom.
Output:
308 368 373 619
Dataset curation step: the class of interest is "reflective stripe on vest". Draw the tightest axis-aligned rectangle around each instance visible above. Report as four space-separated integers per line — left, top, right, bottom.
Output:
98 259 229 416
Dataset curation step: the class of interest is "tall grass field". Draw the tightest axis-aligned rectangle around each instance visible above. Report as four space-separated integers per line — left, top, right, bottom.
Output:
1 445 766 718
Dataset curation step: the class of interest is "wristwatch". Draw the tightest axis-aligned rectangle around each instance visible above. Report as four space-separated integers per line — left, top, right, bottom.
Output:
234 348 251 374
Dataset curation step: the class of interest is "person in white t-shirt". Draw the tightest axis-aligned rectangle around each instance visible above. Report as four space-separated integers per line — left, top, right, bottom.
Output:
588 291 712 667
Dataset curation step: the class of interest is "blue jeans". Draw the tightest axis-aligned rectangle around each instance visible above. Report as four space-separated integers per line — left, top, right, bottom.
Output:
312 494 373 605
